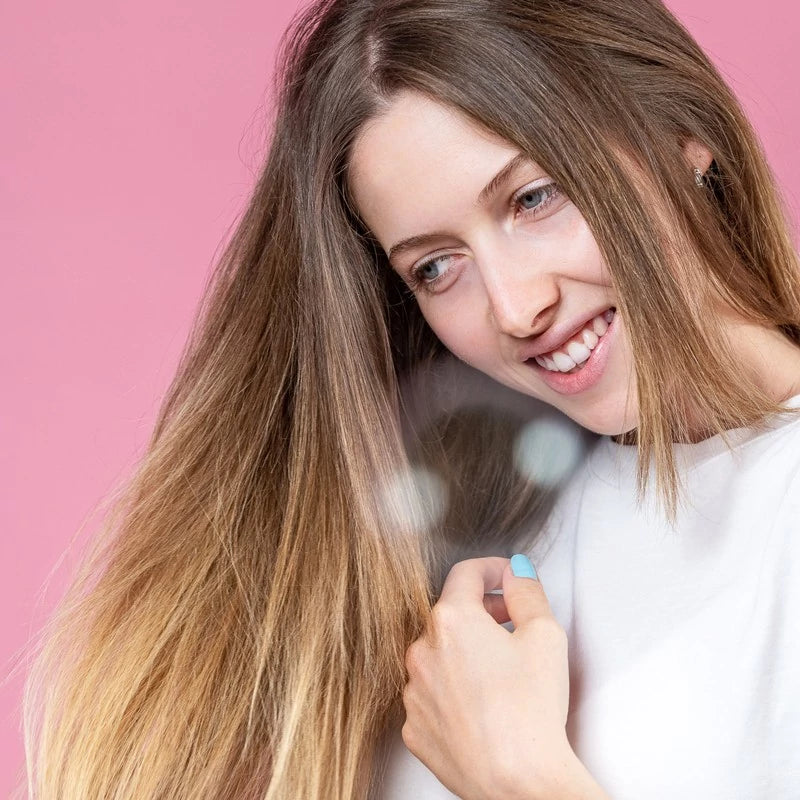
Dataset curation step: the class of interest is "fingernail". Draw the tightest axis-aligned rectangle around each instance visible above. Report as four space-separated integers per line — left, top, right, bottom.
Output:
510 553 538 580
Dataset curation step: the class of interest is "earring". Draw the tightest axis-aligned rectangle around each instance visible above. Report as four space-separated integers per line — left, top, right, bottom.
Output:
693 166 706 187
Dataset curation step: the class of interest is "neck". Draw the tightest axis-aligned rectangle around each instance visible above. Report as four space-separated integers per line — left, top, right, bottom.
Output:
727 320 800 406
612 322 800 447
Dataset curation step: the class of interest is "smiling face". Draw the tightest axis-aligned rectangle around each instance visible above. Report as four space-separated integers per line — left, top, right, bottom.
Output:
348 89 638 435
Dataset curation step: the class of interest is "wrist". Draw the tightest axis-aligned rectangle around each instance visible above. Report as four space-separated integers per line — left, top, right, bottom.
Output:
506 740 611 800
552 750 611 800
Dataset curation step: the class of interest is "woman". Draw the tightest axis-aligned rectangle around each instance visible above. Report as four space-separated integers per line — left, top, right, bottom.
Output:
22 0 800 798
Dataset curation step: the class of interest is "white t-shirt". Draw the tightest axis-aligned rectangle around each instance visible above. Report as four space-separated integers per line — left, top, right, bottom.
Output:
374 394 800 799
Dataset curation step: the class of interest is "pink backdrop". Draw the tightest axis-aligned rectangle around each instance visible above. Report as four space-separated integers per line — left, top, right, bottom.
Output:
2 1 798 795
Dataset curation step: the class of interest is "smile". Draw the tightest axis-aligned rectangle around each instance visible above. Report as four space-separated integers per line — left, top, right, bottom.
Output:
525 307 617 395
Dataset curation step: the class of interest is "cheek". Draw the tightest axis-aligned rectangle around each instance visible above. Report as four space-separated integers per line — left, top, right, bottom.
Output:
559 210 612 285
420 297 497 366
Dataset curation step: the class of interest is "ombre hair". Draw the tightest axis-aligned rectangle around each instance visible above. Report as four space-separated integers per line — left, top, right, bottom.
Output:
20 1 800 797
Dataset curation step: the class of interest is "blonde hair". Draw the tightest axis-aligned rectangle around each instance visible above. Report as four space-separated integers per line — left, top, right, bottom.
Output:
19 0 800 797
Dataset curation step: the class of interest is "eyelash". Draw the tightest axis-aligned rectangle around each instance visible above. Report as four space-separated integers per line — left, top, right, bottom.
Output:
406 181 562 293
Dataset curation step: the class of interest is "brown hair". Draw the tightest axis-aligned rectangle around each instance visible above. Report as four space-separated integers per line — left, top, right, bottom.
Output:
20 1 800 797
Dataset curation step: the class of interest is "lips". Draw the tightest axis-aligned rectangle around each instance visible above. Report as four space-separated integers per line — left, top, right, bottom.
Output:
518 306 616 363
524 308 619 396
534 309 614 372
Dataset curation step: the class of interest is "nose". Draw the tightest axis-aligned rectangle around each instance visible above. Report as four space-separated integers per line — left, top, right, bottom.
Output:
477 245 560 338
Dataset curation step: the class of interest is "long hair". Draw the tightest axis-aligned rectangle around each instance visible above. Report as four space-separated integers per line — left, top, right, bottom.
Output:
21 0 800 797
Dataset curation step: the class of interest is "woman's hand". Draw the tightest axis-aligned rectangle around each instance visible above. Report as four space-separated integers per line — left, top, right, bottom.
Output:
401 555 610 800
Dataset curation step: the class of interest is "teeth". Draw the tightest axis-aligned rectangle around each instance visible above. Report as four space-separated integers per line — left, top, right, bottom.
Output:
566 341 591 365
536 355 559 370
552 351 577 371
533 308 615 374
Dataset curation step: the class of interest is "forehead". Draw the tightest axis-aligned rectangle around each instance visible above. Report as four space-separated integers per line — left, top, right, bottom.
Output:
348 90 521 252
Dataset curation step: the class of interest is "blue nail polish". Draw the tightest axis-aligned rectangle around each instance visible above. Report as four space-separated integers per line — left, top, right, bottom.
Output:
510 553 538 580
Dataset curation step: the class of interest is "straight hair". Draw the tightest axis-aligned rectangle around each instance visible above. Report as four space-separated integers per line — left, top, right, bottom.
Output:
21 1 800 797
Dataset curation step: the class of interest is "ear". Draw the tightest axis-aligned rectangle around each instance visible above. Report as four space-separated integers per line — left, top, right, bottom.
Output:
680 135 714 174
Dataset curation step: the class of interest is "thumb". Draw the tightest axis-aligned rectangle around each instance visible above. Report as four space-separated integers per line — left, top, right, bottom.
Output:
501 553 553 630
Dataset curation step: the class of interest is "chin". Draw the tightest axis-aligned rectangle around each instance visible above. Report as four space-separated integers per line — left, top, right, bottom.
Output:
566 402 639 438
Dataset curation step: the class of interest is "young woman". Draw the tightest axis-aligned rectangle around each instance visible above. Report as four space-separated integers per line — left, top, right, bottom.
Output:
22 0 800 798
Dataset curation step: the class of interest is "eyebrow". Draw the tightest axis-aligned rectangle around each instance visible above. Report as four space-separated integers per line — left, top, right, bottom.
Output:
386 151 530 262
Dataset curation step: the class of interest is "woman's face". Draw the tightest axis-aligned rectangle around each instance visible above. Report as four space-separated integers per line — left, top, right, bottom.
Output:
348 89 638 435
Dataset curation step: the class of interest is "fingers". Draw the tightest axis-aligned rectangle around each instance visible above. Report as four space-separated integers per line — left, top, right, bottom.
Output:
437 556 554 628
501 560 555 628
482 591 511 624
438 556 508 610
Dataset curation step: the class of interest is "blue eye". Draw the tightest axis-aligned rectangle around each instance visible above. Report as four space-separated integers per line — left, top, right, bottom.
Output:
408 254 452 290
420 257 447 280
519 187 546 209
514 182 560 215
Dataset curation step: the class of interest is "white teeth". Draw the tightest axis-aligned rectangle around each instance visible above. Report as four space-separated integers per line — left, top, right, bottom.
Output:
566 341 591 365
592 316 608 337
532 308 615 374
552 351 577 372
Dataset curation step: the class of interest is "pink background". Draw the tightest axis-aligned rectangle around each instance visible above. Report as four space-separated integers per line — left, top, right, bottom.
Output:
2 1 798 795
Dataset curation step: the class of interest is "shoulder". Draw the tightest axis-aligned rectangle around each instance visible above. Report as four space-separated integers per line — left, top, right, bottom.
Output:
719 412 800 551
733 408 800 487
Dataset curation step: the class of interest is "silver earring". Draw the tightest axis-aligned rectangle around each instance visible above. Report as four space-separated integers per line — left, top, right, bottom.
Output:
693 166 706 187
